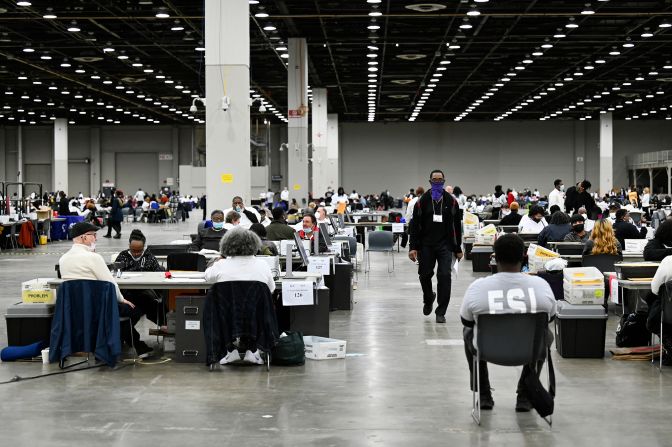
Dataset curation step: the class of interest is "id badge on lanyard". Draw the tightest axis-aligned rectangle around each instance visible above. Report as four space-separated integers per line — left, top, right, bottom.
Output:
433 214 443 223
433 199 444 223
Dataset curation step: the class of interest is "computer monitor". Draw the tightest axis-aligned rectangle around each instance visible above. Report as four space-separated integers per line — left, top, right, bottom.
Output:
338 214 345 228
319 223 333 246
329 214 340 232
292 232 310 266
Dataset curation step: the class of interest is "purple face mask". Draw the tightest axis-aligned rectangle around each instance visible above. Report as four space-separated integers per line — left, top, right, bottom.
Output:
430 181 445 201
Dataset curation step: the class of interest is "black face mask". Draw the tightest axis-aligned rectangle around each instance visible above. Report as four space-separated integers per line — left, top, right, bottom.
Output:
573 224 585 233
532 217 542 223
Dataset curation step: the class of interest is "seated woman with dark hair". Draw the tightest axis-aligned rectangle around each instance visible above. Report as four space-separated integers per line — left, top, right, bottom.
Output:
537 211 571 247
249 223 279 256
204 227 276 365
114 229 165 358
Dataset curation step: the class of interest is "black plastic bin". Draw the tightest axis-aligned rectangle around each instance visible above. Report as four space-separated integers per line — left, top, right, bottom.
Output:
555 301 607 358
471 246 494 273
5 302 54 346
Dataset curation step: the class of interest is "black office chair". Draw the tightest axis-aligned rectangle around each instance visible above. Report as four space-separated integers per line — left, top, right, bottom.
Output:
471 313 552 426
555 243 585 256
147 244 190 257
167 253 207 272
652 280 672 370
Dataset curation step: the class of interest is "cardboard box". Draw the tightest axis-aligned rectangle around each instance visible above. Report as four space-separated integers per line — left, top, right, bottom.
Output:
475 224 497 245
303 336 347 360
21 278 56 304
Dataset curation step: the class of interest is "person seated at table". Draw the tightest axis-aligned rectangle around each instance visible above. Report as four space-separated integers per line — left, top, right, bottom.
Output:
564 214 590 242
224 211 241 230
114 229 166 328
518 205 547 233
223 196 260 228
298 213 318 240
57 191 72 216
582 219 622 258
266 207 297 241
59 222 151 358
613 209 647 248
577 206 595 232
499 202 522 227
249 223 279 256
644 218 672 261
204 227 275 365
537 211 571 247
607 202 621 222
460 234 556 411
192 210 228 251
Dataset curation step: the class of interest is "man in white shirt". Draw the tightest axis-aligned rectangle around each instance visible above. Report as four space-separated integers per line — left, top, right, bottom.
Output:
547 179 564 211
59 222 152 358
134 188 145 202
349 190 360 201
460 234 557 411
518 205 548 233
223 196 261 229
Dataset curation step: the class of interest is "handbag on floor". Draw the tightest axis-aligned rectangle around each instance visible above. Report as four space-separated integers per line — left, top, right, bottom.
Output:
271 331 305 366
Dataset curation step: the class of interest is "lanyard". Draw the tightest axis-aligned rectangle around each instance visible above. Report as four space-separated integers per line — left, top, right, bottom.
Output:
432 197 443 215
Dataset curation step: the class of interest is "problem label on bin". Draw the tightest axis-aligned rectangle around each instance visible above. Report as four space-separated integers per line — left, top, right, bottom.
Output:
392 223 404 233
308 256 331 275
282 281 313 306
185 320 200 330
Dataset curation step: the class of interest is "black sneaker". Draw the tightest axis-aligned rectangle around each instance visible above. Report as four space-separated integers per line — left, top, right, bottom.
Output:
515 394 533 412
423 292 436 316
480 393 494 410
103 234 112 238
113 234 122 239
136 342 154 359
436 315 446 323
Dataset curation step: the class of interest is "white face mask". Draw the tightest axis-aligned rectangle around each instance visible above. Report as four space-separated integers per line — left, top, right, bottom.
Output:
130 249 145 262
88 243 96 252
501 210 511 216
609 213 616 219
580 213 587 219
560 185 565 192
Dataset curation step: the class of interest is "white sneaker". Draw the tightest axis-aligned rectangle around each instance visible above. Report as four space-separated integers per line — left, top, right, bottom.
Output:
243 350 264 365
219 350 241 365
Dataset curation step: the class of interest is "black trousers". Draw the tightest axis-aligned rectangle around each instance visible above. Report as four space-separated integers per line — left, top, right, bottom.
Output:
121 289 166 326
463 326 547 395
118 302 144 347
418 242 453 316
106 220 121 236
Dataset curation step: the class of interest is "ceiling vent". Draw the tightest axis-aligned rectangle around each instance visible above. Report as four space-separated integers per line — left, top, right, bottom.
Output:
391 79 415 85
396 54 426 61
388 94 410 99
73 56 103 63
121 77 146 84
405 4 447 13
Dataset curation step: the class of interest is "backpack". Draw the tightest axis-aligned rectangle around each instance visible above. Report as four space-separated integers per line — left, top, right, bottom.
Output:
271 331 305 366
615 312 650 347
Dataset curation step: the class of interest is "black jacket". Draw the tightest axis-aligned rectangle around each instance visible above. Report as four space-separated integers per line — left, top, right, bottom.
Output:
191 227 227 251
409 191 462 252
613 220 647 248
643 238 672 262
499 212 522 226
58 196 71 216
537 224 572 247
202 281 279 366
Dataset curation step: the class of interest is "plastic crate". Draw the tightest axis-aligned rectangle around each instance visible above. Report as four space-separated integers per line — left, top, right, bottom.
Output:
303 336 346 360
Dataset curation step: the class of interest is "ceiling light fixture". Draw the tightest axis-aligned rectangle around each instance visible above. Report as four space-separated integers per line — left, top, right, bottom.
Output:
67 21 81 32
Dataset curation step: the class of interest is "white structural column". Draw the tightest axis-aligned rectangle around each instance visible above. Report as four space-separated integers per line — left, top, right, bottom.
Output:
204 0 250 212
311 88 328 197
326 113 340 190
287 38 309 204
89 127 100 197
53 119 68 193
599 112 613 195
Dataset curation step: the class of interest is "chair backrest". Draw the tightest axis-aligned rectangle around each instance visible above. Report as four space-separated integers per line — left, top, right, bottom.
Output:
147 244 190 256
555 242 585 256
197 220 206 233
582 253 621 272
662 281 672 324
475 313 548 366
167 252 207 271
368 231 394 251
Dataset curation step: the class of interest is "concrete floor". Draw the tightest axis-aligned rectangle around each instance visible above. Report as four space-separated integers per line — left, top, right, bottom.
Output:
0 219 671 446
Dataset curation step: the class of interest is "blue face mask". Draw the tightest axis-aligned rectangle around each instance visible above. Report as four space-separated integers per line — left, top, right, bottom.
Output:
304 227 313 234
430 181 445 201
234 206 242 212
212 221 224 230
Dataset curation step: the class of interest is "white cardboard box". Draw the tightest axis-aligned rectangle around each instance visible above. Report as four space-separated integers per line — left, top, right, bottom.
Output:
303 336 347 360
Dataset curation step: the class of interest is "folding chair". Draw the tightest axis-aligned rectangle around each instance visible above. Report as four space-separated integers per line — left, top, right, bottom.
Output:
652 280 672 370
365 230 395 273
471 313 552 426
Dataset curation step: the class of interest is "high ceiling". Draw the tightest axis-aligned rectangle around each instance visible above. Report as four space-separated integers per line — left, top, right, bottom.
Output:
0 1 672 125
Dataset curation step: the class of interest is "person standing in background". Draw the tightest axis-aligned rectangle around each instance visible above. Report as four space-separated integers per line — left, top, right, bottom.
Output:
104 190 124 239
200 195 207 221
280 187 290 210
134 188 145 203
641 187 651 218
409 170 463 323
548 179 564 210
